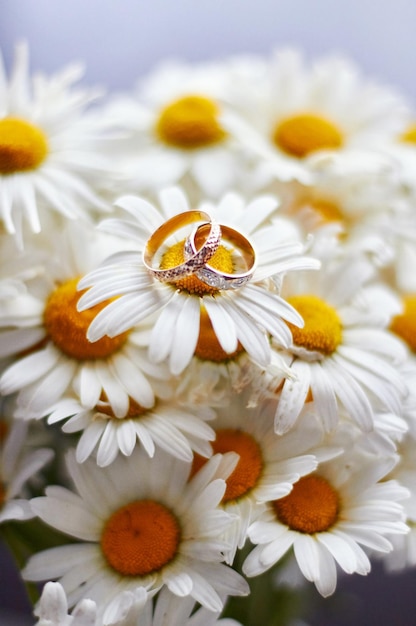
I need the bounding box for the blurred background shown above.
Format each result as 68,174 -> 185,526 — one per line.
1,0 -> 416,99
1,1 -> 416,624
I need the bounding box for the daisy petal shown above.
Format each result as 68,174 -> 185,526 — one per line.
274,360 -> 311,434
203,296 -> 238,353
169,295 -> 201,375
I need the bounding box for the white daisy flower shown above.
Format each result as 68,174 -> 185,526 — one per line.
383,523 -> 416,573
77,186 -> 319,375
318,379 -> 410,460
45,394 -> 215,466
243,453 -> 409,597
222,48 -> 409,185
380,120 -> 416,200
34,583 -> 242,626
0,232 -> 49,343
191,395 -> 336,564
271,251 -> 408,434
113,587 -> 242,626
0,417 -> 53,523
291,141 -> 416,294
0,222 -> 167,417
275,154 -> 403,247
34,581 -> 97,626
358,410 -> 408,457
174,351 -> 261,408
382,421 -> 416,573
0,236 -> 36,296
174,313 -> 294,407
23,449 -> 249,625
103,59 -> 254,199
400,364 -> 416,438
0,42 -> 115,244
35,583 -> 242,626
384,207 -> 416,296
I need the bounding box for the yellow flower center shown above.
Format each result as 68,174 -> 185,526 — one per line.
194,308 -> 244,362
308,198 -> 344,223
43,278 -> 129,360
0,117 -> 48,174
159,238 -> 234,296
390,295 -> 416,352
155,95 -> 226,149
286,295 -> 342,355
401,124 -> 416,144
192,429 -> 263,503
101,500 -> 181,576
273,475 -> 339,533
273,113 -> 343,158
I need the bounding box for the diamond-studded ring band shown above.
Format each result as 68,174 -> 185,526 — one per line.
185,223 -> 257,290
143,210 -> 222,283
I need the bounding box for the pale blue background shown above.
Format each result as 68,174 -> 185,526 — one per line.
0,0 -> 416,100
1,1 -> 416,624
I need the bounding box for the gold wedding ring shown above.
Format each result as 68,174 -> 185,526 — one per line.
143,211 -> 221,282
185,223 -> 257,289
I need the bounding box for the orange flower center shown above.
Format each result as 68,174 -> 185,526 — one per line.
286,295 -> 342,355
390,295 -> 416,352
193,429 -> 263,502
194,308 -> 244,362
43,278 -> 129,360
0,117 -> 48,174
155,95 -> 227,149
96,397 -> 152,419
273,475 -> 339,533
101,500 -> 181,576
273,113 -> 343,158
159,238 -> 234,296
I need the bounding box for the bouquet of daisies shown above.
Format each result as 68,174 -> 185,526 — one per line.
0,41 -> 415,626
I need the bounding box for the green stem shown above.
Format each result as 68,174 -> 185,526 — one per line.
223,547 -> 309,626
0,518 -> 73,608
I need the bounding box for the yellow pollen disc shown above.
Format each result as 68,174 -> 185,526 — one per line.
390,295 -> 416,352
155,95 -> 226,150
101,500 -> 181,576
286,295 -> 342,355
43,278 -> 129,360
194,308 -> 244,362
193,429 -> 263,502
273,113 -> 343,158
401,124 -> 416,144
273,475 -> 339,533
159,238 -> 234,296
0,117 -> 48,174
308,199 -> 344,223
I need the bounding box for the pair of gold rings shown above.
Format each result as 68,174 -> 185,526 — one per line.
142,210 -> 256,290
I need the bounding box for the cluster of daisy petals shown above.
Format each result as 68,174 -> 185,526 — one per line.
1,42 -> 416,626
